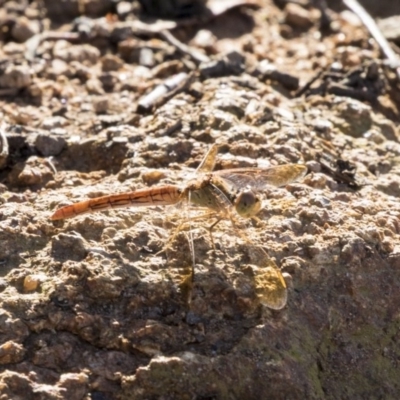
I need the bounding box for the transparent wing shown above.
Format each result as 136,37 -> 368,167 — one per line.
195,181 -> 287,309
246,245 -> 287,310
224,213 -> 288,309
213,164 -> 307,191
196,143 -> 219,173
195,144 -> 306,192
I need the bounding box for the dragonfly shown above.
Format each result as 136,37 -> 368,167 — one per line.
51,144 -> 307,309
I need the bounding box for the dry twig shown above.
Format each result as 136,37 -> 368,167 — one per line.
343,0 -> 400,79
0,124 -> 9,170
160,30 -> 210,64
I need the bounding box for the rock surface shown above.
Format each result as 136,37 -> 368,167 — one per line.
0,0 -> 400,399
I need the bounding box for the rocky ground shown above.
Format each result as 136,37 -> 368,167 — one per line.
0,0 -> 400,399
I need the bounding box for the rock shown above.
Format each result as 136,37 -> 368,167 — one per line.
58,372 -> 89,400
0,371 -> 33,398
53,42 -> 101,64
0,1 -> 400,399
34,134 -> 66,156
23,273 -> 48,292
48,58 -> 70,77
0,341 -> 25,364
377,15 -> 400,44
93,96 -> 109,114
116,1 -> 133,19
51,232 -> 88,261
284,3 -> 314,28
11,16 -> 39,42
8,156 -> 55,187
101,54 -> 124,72
0,65 -> 32,88
43,0 -> 80,21
41,116 -> 69,130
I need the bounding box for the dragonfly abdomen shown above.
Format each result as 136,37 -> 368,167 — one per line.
51,185 -> 182,220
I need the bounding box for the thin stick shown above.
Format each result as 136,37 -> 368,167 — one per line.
159,30 -> 210,64
0,124 -> 9,170
343,0 -> 400,79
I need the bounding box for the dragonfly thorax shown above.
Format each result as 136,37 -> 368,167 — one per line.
233,188 -> 262,218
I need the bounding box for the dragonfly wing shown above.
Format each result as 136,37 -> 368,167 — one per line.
250,247 -> 287,309
195,143 -> 219,173
221,211 -> 288,309
214,164 -> 307,191
189,182 -> 234,217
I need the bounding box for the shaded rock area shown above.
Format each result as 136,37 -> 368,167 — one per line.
0,0 -> 400,399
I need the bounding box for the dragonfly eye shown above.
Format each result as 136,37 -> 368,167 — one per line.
234,189 -> 262,218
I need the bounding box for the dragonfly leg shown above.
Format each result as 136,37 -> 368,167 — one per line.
156,211 -> 218,255
207,217 -> 222,249
178,268 -> 194,306
155,218 -> 186,256
251,216 -> 263,227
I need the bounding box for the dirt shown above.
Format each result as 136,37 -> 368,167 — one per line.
1,0 -> 400,399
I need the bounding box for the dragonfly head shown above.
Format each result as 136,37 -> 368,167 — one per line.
234,188 -> 262,218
